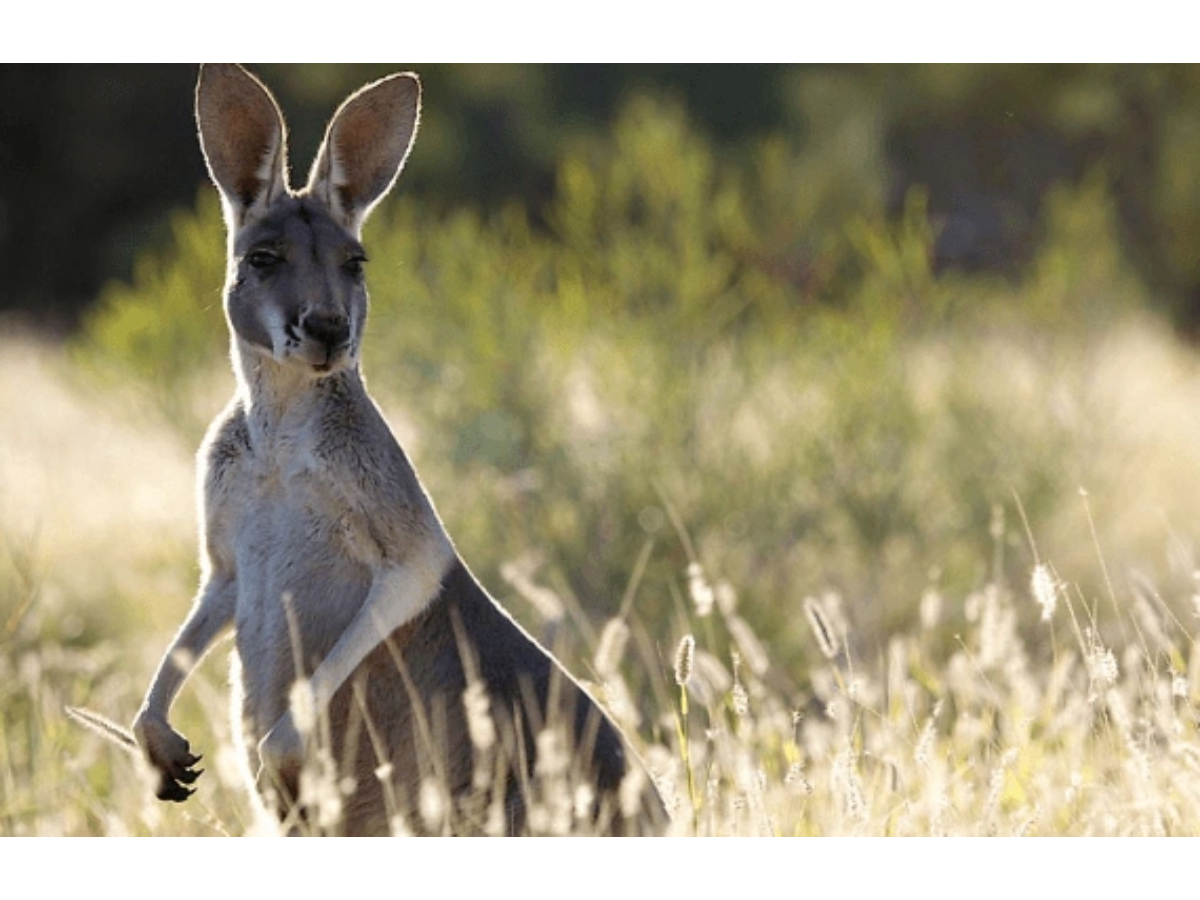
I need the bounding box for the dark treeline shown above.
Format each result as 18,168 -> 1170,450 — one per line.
4,64 -> 1200,331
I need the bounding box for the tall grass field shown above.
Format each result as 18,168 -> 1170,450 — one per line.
6,86 -> 1200,838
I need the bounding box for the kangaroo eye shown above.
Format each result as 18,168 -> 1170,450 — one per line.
246,249 -> 281,270
343,254 -> 367,277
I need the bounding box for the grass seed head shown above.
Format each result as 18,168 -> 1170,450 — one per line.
674,634 -> 695,687
462,679 -> 496,751
593,617 -> 631,679
1031,563 -> 1058,621
687,562 -> 715,617
804,595 -> 840,660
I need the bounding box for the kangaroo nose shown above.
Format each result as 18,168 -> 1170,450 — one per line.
301,311 -> 350,350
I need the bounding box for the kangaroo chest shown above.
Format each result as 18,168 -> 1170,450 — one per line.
228,418 -> 377,673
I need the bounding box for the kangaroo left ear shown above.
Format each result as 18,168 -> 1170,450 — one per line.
306,72 -> 421,234
195,64 -> 291,231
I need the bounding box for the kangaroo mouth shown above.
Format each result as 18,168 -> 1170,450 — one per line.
278,320 -> 354,375
311,347 -> 349,375
295,340 -> 351,375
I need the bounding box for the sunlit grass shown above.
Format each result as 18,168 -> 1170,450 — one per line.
7,308 -> 1200,834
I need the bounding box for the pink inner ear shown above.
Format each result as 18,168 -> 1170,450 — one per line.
331,103 -> 392,209
198,66 -> 288,213
234,142 -> 276,207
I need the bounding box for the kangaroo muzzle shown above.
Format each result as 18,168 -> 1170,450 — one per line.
299,309 -> 352,371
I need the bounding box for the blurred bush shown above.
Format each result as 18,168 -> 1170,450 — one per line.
9,65 -> 1200,330
76,83 -> 1167,664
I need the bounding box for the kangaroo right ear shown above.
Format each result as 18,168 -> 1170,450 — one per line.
195,64 -> 289,230
305,72 -> 421,235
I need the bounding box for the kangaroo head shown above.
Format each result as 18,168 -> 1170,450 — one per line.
195,64 -> 420,378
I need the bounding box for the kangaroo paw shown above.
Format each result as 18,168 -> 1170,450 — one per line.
133,712 -> 204,803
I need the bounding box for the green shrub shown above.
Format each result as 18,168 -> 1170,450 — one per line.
75,90 -> 1165,665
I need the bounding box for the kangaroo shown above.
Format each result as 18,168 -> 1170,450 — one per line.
79,64 -> 665,835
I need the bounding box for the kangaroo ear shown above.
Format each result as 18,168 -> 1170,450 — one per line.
306,72 -> 421,234
195,64 -> 289,229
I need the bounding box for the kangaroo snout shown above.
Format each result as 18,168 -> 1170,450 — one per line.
290,308 -> 353,372
301,310 -> 350,352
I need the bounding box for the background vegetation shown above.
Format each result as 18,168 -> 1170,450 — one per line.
6,64 -> 1200,834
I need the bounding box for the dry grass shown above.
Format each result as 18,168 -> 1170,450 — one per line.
6,313 -> 1200,836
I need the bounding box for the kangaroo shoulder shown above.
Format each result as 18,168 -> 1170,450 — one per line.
201,400 -> 251,476
194,400 -> 251,575
197,399 -> 253,513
